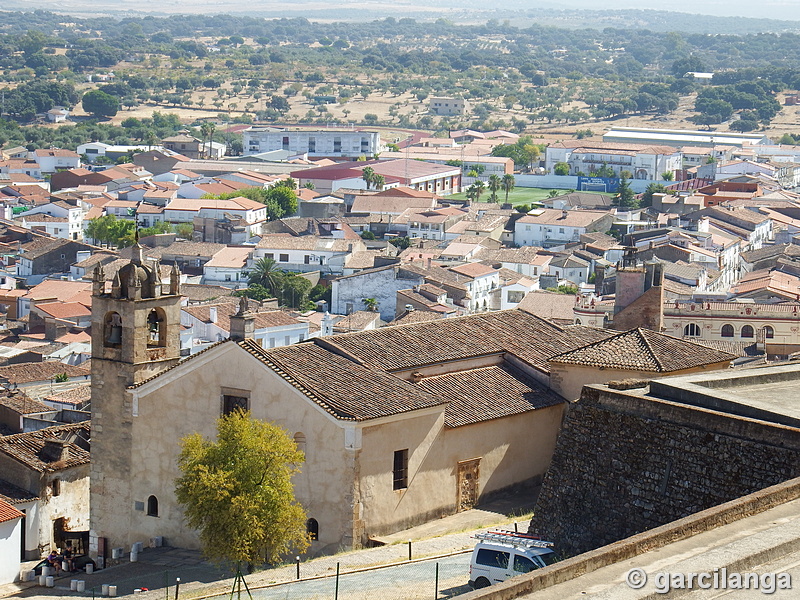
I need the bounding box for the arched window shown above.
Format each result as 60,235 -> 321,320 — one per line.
306,518 -> 319,541
764,325 -> 775,339
575,318 -> 582,325
104,312 -> 122,347
293,432 -> 306,454
147,495 -> 159,517
741,325 -> 755,338
721,324 -> 734,338
684,323 -> 701,337
147,309 -> 165,347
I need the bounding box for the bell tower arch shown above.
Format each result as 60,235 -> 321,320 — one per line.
89,246 -> 183,556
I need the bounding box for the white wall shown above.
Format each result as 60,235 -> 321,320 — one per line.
0,517 -> 21,584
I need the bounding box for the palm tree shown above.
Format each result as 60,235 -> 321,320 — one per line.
199,122 -> 211,159
468,180 -> 485,203
372,174 -> 385,191
502,174 -> 516,202
247,257 -> 281,295
487,174 -> 502,202
362,297 -> 378,312
361,166 -> 375,190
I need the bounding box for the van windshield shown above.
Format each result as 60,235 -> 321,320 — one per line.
541,552 -> 558,566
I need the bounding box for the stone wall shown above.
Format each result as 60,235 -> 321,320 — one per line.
529,384 -> 800,557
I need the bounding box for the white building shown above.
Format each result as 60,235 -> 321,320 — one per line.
32,149 -> 81,173
17,201 -> 84,240
514,209 -> 615,248
545,141 -> 682,180
429,97 -> 470,116
252,237 -> 365,275
202,246 -> 253,286
243,128 -> 382,159
0,499 -> 23,584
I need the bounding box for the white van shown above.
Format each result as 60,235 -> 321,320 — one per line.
468,530 -> 557,589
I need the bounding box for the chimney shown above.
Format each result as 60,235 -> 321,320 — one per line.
229,297 -> 255,341
561,209 -> 568,220
426,257 -> 432,269
42,439 -> 70,463
209,306 -> 217,323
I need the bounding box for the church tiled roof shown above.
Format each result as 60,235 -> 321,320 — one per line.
548,328 -> 736,372
239,339 -> 444,421
416,363 -> 563,428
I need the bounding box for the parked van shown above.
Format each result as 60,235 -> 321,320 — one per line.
468,530 -> 557,589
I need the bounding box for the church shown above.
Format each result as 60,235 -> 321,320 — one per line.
89,247 -> 735,558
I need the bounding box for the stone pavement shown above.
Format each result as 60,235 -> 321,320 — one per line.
1,494 -> 535,600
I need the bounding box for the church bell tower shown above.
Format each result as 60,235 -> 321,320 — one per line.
89,245 -> 183,557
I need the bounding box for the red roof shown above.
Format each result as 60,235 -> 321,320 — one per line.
0,498 -> 23,523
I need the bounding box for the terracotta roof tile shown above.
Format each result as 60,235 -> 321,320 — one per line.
0,362 -> 90,385
549,328 -> 736,372
0,478 -> 38,504
0,498 -> 23,523
416,362 -> 563,427
0,422 -> 90,472
240,340 -> 444,421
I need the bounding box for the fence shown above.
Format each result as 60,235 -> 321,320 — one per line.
75,553 -> 472,600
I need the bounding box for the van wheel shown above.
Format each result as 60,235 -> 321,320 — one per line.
474,577 -> 490,589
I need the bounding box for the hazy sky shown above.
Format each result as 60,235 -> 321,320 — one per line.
556,0 -> 800,21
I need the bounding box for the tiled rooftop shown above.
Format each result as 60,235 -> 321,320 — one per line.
0,422 -> 90,472
549,328 -> 736,372
416,362 -> 563,427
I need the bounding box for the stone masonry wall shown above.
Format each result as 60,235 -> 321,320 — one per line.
529,385 -> 800,557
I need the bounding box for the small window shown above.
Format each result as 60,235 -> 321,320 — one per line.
741,325 -> 754,338
51,478 -> 61,497
684,323 -> 701,337
764,325 -> 775,339
306,518 -> 319,541
147,495 -> 159,517
721,324 -> 734,338
476,548 -> 510,569
265,253 -> 274,260
222,394 -> 249,415
279,254 -> 289,262
393,449 -> 408,490
513,554 -> 538,573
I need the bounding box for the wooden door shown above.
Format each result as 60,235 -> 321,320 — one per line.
457,458 -> 481,511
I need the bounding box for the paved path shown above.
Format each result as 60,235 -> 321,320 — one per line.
1,495 -> 534,600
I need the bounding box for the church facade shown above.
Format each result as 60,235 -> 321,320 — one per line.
88,250 -> 569,557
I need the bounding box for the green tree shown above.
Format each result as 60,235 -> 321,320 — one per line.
362,297 -> 378,311
501,174 -> 515,202
661,171 -> 675,181
361,166 -> 375,190
487,174 -> 502,202
174,410 -> 309,565
278,274 -> 313,309
175,223 -> 194,240
613,176 -> 637,209
553,162 -> 570,176
248,257 -> 281,296
82,89 -> 119,118
640,183 -> 668,208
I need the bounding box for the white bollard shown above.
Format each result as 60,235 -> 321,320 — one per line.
41,566 -> 51,577
134,589 -> 141,594
108,585 -> 117,597
71,580 -> 78,591
46,576 -> 54,588
130,548 -> 138,562
101,583 -> 109,596
76,581 -> 85,592
62,561 -> 69,572
39,575 -> 47,586
86,563 -> 94,574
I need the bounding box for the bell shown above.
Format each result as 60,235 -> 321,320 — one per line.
106,325 -> 122,345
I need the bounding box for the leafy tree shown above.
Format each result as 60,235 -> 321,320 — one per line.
84,215 -> 135,247
612,175 -> 637,210
233,284 -> 272,302
661,171 -> 675,181
175,223 -> 194,240
175,410 -> 309,565
278,274 -> 313,309
388,236 -> 411,250
362,297 -> 378,311
360,230 -> 375,240
553,162 -> 570,176
515,204 -> 531,213
640,183 -> 668,208
502,174 -> 515,202
82,89 -> 119,118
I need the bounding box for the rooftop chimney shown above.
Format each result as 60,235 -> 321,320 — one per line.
41,439 -> 70,463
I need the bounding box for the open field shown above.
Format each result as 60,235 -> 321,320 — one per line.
448,188 -> 610,207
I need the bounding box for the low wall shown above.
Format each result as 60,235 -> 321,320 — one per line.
515,174 -> 660,194
459,476 -> 800,600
